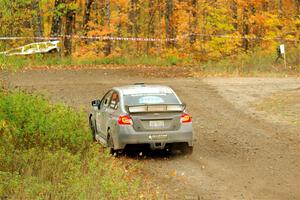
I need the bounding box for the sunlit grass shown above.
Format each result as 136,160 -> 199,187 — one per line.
255,91 -> 300,126
0,51 -> 299,76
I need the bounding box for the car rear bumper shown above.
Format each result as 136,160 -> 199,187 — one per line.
114,124 -> 193,150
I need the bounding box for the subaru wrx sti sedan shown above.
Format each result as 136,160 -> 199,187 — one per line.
89,84 -> 193,155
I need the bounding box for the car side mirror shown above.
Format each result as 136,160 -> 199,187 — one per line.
92,100 -> 101,109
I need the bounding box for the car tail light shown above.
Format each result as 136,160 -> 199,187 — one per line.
118,115 -> 133,125
181,113 -> 192,123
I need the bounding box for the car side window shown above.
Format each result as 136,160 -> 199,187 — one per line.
109,92 -> 119,110
101,91 -> 113,109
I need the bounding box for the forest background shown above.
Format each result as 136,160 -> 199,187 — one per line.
1,0 -> 300,72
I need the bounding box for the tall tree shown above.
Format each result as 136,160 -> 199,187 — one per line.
242,7 -> 249,51
128,0 -> 141,52
146,0 -> 156,51
32,0 -> 43,39
103,0 -> 111,56
278,0 -> 283,18
83,0 -> 94,35
296,0 -> 300,15
231,0 -> 238,30
64,1 -> 76,56
165,0 -> 175,47
51,0 -> 65,37
295,0 -> 300,32
189,0 -> 197,45
128,0 -> 139,38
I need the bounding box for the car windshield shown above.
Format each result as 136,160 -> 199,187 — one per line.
123,93 -> 180,106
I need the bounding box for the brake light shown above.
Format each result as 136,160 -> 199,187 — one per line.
118,115 -> 133,125
181,113 -> 192,123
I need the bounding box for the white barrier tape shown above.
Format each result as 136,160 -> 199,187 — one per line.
70,35 -> 178,41
0,34 -> 299,42
0,36 -> 59,40
189,33 -> 300,42
0,35 -> 171,42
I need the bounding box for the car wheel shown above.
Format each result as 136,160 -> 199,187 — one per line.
182,144 -> 193,155
107,133 -> 117,156
49,48 -> 58,54
89,116 -> 96,142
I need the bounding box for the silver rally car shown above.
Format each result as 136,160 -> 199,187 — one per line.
89,84 -> 193,154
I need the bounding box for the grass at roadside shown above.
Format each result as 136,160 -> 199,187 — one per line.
0,52 -> 299,77
0,89 -> 149,199
0,54 -> 186,70
255,90 -> 300,126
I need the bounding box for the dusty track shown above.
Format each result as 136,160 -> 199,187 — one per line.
1,69 -> 300,200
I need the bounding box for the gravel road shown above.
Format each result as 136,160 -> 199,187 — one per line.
2,68 -> 299,200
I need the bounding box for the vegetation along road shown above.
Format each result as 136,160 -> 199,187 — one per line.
2,67 -> 300,200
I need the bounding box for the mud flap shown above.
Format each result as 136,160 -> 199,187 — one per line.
150,142 -> 166,150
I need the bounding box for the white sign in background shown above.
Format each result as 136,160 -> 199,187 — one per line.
280,44 -> 285,54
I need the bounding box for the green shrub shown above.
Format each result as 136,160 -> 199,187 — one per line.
0,55 -> 28,71
0,90 -> 142,200
0,147 -> 140,200
165,56 -> 180,66
0,90 -> 90,153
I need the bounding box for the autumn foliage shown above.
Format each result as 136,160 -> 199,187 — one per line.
0,0 -> 300,61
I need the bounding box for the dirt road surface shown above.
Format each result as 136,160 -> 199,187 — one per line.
1,68 -> 300,200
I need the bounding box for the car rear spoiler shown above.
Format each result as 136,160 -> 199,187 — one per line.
126,104 -> 186,113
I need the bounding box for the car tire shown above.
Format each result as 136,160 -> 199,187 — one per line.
89,115 -> 96,142
107,132 -> 118,156
182,144 -> 193,155
49,48 -> 58,54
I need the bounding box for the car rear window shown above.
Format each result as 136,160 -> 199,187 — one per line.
123,93 -> 180,106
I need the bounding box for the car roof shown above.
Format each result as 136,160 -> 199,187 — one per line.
113,84 -> 174,95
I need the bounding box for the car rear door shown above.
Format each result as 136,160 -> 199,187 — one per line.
96,91 -> 113,137
104,91 -> 120,138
